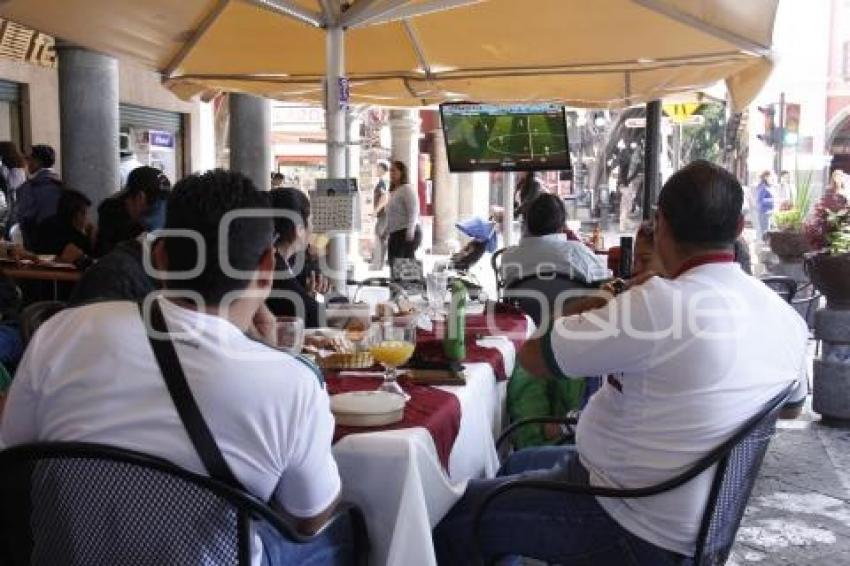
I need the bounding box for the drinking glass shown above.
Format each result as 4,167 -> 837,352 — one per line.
276,316 -> 305,355
368,321 -> 416,399
426,272 -> 449,318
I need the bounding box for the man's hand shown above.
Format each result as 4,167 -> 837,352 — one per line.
56,244 -> 85,264
250,303 -> 277,346
306,271 -> 331,297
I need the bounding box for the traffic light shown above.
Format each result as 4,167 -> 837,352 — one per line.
756,105 -> 777,145
783,103 -> 800,146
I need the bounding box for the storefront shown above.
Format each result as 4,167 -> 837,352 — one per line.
119,103 -> 185,183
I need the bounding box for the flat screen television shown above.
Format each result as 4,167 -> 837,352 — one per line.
440,102 -> 571,172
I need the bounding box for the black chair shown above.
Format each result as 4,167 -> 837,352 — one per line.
0,442 -> 369,566
760,276 -> 798,303
502,271 -> 595,327
473,383 -> 794,566
490,247 -> 511,298
19,300 -> 65,345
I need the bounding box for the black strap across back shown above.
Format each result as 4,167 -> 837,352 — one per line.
141,300 -> 245,492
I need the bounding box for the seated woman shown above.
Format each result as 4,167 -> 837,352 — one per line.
33,188 -> 93,266
266,188 -> 331,328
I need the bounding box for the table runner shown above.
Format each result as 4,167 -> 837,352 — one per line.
414,302 -> 529,381
326,375 -> 462,471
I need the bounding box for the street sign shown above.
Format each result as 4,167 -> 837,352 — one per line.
625,118 -> 646,128
680,115 -> 705,126
663,103 -> 701,123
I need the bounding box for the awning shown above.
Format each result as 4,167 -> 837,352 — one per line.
1,0 -> 777,110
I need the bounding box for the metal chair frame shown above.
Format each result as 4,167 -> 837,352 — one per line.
0,442 -> 369,566
473,384 -> 794,566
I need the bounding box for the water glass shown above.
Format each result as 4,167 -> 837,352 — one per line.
276,316 -> 305,355
426,272 -> 449,317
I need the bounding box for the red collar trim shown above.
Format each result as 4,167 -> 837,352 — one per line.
672,253 -> 735,278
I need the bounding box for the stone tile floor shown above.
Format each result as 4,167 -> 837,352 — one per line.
729,400 -> 850,565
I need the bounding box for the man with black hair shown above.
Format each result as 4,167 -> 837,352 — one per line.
12,144 -> 62,248
95,165 -> 169,257
2,169 -> 349,563
266,187 -> 330,328
500,192 -> 609,286
33,188 -> 94,265
435,161 -> 808,564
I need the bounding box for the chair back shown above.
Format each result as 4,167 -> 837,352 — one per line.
19,300 -> 65,345
760,276 -> 797,304
0,442 -> 367,566
490,247 -> 511,296
503,272 -> 594,327
693,386 -> 790,565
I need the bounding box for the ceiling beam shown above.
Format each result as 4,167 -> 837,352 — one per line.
342,0 -> 414,28
631,0 -> 771,56
347,0 -> 484,28
245,0 -> 325,27
163,0 -> 231,78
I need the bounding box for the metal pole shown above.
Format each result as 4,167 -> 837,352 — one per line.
776,91 -> 785,176
643,100 -> 662,221
502,172 -> 516,247
325,24 -> 348,291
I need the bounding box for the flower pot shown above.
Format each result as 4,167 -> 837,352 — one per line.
767,231 -> 811,262
805,251 -> 850,310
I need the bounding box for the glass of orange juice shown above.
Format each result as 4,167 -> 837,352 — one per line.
368,321 -> 416,399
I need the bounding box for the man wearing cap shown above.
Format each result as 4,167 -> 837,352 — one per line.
11,144 -> 62,248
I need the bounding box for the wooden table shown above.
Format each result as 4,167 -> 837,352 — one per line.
0,260 -> 81,299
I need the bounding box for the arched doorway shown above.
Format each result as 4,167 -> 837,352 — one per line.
829,114 -> 850,175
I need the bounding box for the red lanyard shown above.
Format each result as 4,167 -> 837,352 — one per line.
672,253 -> 735,278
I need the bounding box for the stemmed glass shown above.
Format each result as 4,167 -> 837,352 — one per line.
368,320 -> 416,399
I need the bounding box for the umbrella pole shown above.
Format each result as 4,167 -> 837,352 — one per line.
642,100 -> 662,221
325,24 -> 348,291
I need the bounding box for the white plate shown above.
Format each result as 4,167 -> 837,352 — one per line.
330,390 -> 406,427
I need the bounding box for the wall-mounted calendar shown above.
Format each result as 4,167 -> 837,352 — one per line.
311,178 -> 360,233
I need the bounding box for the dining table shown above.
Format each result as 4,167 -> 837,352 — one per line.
326,303 -> 531,566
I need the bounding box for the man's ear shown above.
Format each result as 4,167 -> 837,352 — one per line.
734,215 -> 745,238
152,239 -> 168,272
254,246 -> 276,290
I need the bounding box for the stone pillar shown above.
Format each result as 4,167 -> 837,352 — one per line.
813,308 -> 850,423
430,116 -> 457,254
57,45 -> 120,209
458,172 -> 491,219
229,93 -> 271,191
390,109 -> 421,197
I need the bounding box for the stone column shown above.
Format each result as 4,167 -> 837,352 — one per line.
57,45 -> 120,209
430,116 -> 457,254
229,93 -> 271,191
390,109 -> 421,198
458,172 -> 491,219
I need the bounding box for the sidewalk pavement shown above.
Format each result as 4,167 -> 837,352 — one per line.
730,400 -> 850,565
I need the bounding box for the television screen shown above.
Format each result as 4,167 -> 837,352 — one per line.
440,103 -> 571,172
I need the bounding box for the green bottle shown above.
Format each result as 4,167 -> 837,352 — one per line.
443,280 -> 467,361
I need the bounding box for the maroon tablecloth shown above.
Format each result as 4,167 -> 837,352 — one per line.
326,375 -> 461,471
414,302 -> 529,381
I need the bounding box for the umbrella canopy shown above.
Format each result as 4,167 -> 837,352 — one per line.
1,0 -> 776,110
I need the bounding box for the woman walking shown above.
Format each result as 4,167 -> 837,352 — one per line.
385,160 -> 421,268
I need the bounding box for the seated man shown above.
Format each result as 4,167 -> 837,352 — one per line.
1,169 -> 349,563
266,187 -> 331,328
434,160 -> 808,564
500,193 -> 610,286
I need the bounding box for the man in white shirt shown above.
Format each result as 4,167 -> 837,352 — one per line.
434,160 -> 808,564
500,192 -> 610,286
1,169 -> 348,565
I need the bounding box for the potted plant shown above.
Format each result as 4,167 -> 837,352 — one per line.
804,191 -> 850,309
767,172 -> 813,262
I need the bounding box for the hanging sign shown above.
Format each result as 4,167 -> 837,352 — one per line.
338,77 -> 350,110
663,103 -> 701,124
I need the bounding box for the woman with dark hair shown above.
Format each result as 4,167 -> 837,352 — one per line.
514,172 -> 542,218
266,187 -> 330,328
33,188 -> 93,265
385,160 -> 421,267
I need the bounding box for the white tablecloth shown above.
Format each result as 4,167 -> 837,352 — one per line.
332,340 -> 515,566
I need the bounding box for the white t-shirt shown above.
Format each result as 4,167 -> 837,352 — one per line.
543,262 -> 808,556
501,233 -> 611,285
1,298 -> 341,562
